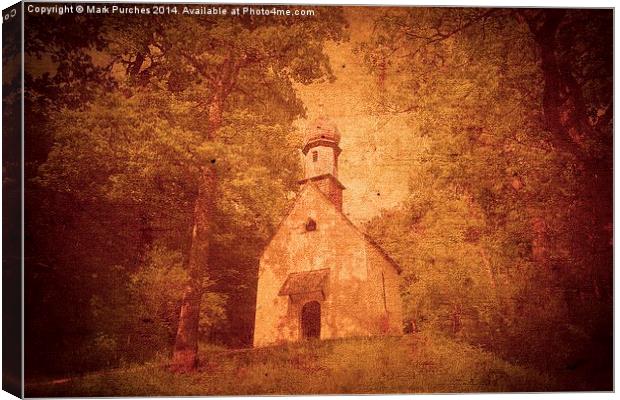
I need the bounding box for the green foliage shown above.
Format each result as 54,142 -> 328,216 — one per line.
81,246 -> 228,369
360,7 -> 612,385
128,246 -> 227,347
29,89 -> 304,368
25,8 -> 347,375
130,247 -> 189,317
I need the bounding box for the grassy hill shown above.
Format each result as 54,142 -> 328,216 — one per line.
27,332 -> 561,396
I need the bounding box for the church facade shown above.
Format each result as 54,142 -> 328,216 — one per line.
253,118 -> 403,347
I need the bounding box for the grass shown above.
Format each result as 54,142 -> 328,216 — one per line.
26,332 -> 558,396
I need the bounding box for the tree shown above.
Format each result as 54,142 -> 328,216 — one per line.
27,9 -> 348,374
359,7 -> 611,386
107,13 -> 350,372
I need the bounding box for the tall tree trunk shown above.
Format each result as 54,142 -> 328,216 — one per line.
170,95 -> 223,373
524,9 -> 613,305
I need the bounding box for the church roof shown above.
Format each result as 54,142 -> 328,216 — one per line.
278,268 -> 330,297
306,183 -> 403,274
297,173 -> 345,189
263,183 -> 403,275
361,233 -> 403,274
303,117 -> 341,151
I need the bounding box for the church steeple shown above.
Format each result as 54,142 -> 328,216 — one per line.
298,116 -> 345,211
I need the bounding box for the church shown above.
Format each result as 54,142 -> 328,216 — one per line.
253,118 -> 403,347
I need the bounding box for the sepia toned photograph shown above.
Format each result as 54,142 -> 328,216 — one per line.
2,2 -> 612,396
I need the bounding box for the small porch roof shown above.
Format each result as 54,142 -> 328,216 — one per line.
278,268 -> 330,298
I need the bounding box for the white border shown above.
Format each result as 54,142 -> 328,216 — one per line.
0,1 -> 615,400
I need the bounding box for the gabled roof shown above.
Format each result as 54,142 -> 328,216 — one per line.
361,233 -> 403,274
262,182 -> 403,275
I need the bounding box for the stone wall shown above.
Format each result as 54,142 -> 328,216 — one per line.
254,183 -> 403,347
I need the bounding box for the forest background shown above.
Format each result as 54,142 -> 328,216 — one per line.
9,5 -> 612,390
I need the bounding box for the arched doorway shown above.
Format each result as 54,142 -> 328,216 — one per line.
301,301 -> 321,339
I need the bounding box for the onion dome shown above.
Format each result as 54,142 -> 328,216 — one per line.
302,117 -> 341,154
